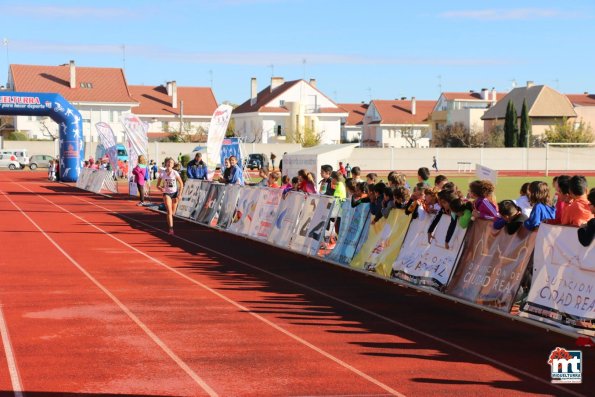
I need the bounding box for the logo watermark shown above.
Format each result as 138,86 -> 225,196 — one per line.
548,347 -> 582,384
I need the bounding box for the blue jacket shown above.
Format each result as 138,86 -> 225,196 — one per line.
229,165 -> 244,185
524,203 -> 556,230
187,159 -> 207,179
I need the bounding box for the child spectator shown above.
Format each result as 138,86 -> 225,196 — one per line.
561,175 -> 593,226
434,175 -> 449,189
319,165 -> 334,195
283,176 -> 300,197
380,187 -> 396,218
330,171 -> 346,200
345,178 -> 355,200
351,166 -> 362,183
132,155 -> 148,206
494,200 -> 529,234
468,180 -> 499,220
450,198 -> 473,230
428,189 -> 461,249
370,182 -> 386,220
417,167 -> 431,187
393,186 -> 411,209
338,162 -> 347,177
268,171 -> 280,188
405,184 -> 426,219
366,173 -> 378,184
552,175 -> 571,224
578,188 -> 595,246
48,159 -> 56,181
297,169 -> 317,194
524,181 -> 555,230
515,182 -> 533,218
423,187 -> 441,215
281,175 -> 292,191
351,182 -> 370,207
257,167 -> 269,187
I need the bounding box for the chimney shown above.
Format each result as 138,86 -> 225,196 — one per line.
526,81 -> 534,88
491,87 -> 497,102
481,88 -> 489,100
69,60 -> 76,89
250,77 -> 257,106
411,97 -> 416,116
400,96 -> 406,100
270,77 -> 284,92
171,81 -> 177,109
166,81 -> 173,96
309,78 -> 317,88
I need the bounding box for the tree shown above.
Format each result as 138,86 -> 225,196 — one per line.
400,125 -> 429,148
504,100 -> 519,147
291,126 -> 321,147
544,118 -> 594,143
432,122 -> 487,147
39,118 -> 59,140
518,99 -> 531,147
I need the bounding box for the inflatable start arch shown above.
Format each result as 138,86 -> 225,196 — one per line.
0,92 -> 83,182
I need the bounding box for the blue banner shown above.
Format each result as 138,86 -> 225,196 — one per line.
220,137 -> 243,168
326,202 -> 371,265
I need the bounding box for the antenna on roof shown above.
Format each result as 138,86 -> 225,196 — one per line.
366,87 -> 372,102
209,70 -> 213,88
269,64 -> 274,79
437,74 -> 442,93
121,44 -> 126,71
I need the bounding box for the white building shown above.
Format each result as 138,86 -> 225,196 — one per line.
129,82 -> 218,141
361,98 -> 436,148
339,103 -> 367,143
232,77 -> 347,144
8,61 -> 138,142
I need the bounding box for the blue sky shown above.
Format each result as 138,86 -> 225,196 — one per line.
2,0 -> 594,105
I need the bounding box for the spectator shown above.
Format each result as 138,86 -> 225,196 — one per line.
370,182 -> 386,223
351,166 -> 362,183
132,154 -> 148,206
338,161 -> 347,177
345,177 -> 355,200
561,175 -> 593,226
524,181 -> 555,230
268,171 -> 280,188
282,176 -> 299,197
150,160 -> 159,180
351,182 -> 370,207
515,182 -> 533,218
417,167 -> 431,187
330,171 -> 346,201
434,175 -> 448,189
494,200 -> 529,235
257,167 -> 269,187
366,173 -> 378,184
468,180 -> 499,220
220,158 -> 232,183
552,175 -> 571,224
279,152 -> 286,175
271,153 -> 277,170
319,164 -> 334,195
297,169 -> 317,194
187,153 -> 207,180
393,186 -> 411,210
345,163 -> 352,178
228,156 -> 244,185
578,188 -> 595,246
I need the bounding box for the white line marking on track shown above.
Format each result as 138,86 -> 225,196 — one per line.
0,304 -> 23,397
24,182 -> 589,397
15,184 -> 406,396
1,189 -> 219,397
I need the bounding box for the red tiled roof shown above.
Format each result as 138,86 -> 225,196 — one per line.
566,94 -> 595,106
129,85 -> 217,116
234,80 -> 301,114
371,99 -> 436,124
10,63 -> 137,103
443,92 -> 506,101
339,103 -> 368,126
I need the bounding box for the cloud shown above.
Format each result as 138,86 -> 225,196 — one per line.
9,40 -> 513,67
2,5 -> 137,18
439,8 -> 581,21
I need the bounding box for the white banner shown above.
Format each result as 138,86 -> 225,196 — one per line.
95,122 -> 118,173
392,213 -> 467,291
249,188 -> 283,240
289,195 -> 335,255
76,168 -> 92,190
76,168 -> 114,194
228,186 -> 262,236
268,191 -> 306,248
217,184 -> 242,229
176,180 -> 204,218
475,164 -> 498,184
521,223 -> 595,333
206,104 -> 233,180
121,114 -> 149,190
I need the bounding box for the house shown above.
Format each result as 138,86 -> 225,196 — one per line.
482,82 -> 576,136
8,61 -> 138,142
129,82 -> 218,141
232,77 -> 347,144
361,98 -> 436,148
565,93 -> 595,135
339,103 -> 367,143
429,88 -> 506,133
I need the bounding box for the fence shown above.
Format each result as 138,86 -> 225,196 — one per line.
130,180 -> 594,338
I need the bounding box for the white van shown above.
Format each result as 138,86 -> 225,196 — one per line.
0,149 -> 29,168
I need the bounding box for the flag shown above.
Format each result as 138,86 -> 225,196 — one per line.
206,104 -> 233,180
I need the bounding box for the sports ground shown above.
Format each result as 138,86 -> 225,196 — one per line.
0,171 -> 593,397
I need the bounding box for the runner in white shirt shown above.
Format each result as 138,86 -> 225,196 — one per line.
156,157 -> 184,235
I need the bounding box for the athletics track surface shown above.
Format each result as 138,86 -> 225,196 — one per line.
0,171 -> 592,397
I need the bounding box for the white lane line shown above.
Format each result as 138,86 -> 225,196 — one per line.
1,189 -> 218,397
65,193 -> 590,397
16,185 -> 406,396
0,304 -> 23,397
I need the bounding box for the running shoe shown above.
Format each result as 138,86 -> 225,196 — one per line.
168,228 -> 175,236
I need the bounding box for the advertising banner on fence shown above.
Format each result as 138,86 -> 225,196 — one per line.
77,168 -> 113,194
121,114 -> 148,190
76,168 -> 91,190
249,188 -> 283,240
446,219 -> 537,312
521,223 -> 595,332
289,195 -> 335,255
95,122 -> 118,173
196,183 -> 225,225
191,182 -> 211,220
267,191 -> 306,248
206,104 -> 233,180
175,180 -> 203,218
392,214 -> 467,291
217,184 -> 242,229
351,209 -> 411,278
326,202 -> 370,265
228,187 -> 262,235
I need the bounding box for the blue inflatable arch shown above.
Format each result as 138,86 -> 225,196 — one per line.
0,92 -> 83,182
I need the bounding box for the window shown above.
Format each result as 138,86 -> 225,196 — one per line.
79,82 -> 93,89
279,100 -> 285,106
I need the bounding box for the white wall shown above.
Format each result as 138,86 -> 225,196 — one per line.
449,108 -> 487,132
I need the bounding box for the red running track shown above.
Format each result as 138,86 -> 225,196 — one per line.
0,171 -> 592,397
